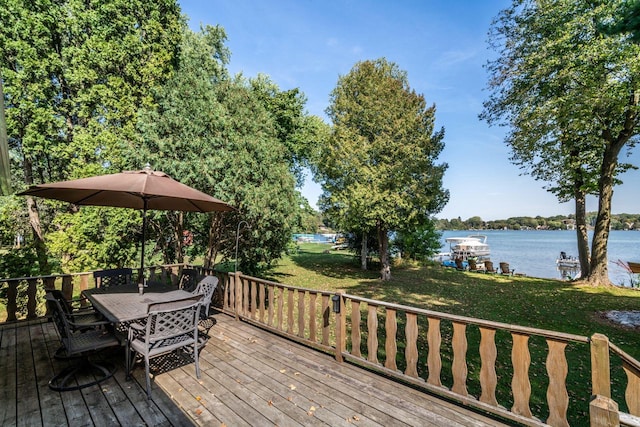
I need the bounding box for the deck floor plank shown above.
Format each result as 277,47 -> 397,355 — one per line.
1,313 -> 511,427
0,325 -> 17,426
202,335 -> 390,426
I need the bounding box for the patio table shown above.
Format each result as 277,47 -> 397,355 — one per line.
83,284 -> 193,323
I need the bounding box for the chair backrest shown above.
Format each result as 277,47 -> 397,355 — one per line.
144,300 -> 201,346
484,260 -> 495,272
94,268 -> 133,289
192,275 -> 218,313
179,268 -> 200,291
47,289 -> 74,315
500,262 -> 510,273
147,294 -> 203,313
45,293 -> 72,344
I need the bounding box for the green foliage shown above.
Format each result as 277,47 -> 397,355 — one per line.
134,26 -> 304,274
482,0 -> 640,283
319,58 -> 448,278
0,196 -> 29,246
46,207 -> 140,272
393,220 -> 442,261
0,246 -> 40,278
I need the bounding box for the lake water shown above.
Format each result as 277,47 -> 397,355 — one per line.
440,230 -> 640,286
294,230 -> 640,285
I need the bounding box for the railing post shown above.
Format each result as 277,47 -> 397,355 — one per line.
590,333 -> 611,398
334,293 -> 345,362
589,395 -> 619,427
234,272 -> 243,321
590,334 -> 618,427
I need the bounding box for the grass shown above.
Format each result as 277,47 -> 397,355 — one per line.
263,242 -> 640,424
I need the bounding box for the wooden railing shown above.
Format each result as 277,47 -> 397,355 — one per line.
2,268 -> 639,426
226,272 -> 640,427
0,264 -> 194,321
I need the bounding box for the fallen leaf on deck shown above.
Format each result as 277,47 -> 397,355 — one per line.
196,396 -> 202,401
267,400 -> 273,406
289,384 -> 296,390
309,406 -> 316,412
294,372 -> 300,376
352,415 -> 360,421
195,409 -> 202,416
280,369 -> 286,373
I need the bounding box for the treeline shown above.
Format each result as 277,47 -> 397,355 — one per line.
435,213 -> 640,231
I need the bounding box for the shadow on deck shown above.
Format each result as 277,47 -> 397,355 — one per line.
1,311 -> 510,426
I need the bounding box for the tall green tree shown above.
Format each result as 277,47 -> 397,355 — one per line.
482,0 -> 640,285
319,58 -> 448,281
0,0 -> 183,273
135,26 -> 302,273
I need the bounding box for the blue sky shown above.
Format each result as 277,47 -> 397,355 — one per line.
179,0 -> 640,221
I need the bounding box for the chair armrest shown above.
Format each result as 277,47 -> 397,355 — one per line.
67,317 -> 113,329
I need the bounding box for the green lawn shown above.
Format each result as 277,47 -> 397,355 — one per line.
267,243 -> 639,354
263,242 -> 640,424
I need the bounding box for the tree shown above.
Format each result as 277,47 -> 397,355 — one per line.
319,58 -> 449,280
135,26 -> 302,274
0,0 -> 183,273
482,0 -> 640,285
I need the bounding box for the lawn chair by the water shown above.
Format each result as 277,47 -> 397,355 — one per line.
484,260 -> 497,274
500,262 -> 515,275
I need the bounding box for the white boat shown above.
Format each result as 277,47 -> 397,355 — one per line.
443,235 -> 491,261
556,251 -> 580,268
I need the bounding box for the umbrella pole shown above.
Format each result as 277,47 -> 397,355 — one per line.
140,200 -> 147,284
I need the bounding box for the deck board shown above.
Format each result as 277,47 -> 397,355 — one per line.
1,313 -> 510,427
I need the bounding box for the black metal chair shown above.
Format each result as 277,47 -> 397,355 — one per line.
47,289 -> 105,332
45,293 -> 121,391
126,296 -> 203,399
93,267 -> 133,289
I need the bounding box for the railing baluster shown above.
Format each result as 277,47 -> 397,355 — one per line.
351,301 -> 361,357
267,285 -> 275,327
546,338 -> 569,427
367,304 -> 379,365
61,275 -> 73,301
287,288 -> 294,334
259,282 -> 266,322
309,292 -> 317,342
250,280 -> 257,320
243,277 -> 249,316
385,308 -> 397,371
277,286 -> 284,331
451,322 -> 468,396
297,290 -> 306,338
511,333 -> 532,418
479,327 -> 498,406
623,361 -> 640,416
6,279 -> 18,322
26,278 -> 38,319
322,294 -> 330,345
427,317 -> 442,387
405,312 -> 419,378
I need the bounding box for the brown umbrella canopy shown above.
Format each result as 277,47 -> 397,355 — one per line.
19,167 -> 234,281
19,168 -> 233,213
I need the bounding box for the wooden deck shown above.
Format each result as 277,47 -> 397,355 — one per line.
1,311 -> 511,427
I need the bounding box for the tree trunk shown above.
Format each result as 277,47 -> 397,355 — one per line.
23,156 -> 50,274
361,232 -> 368,270
204,214 -> 222,269
584,145 -> 621,286
377,220 -> 391,281
574,190 -> 590,277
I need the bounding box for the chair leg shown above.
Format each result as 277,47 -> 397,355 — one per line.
145,355 -> 151,400
49,357 -> 115,391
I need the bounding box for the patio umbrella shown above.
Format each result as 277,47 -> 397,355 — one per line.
19,166 -> 234,281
